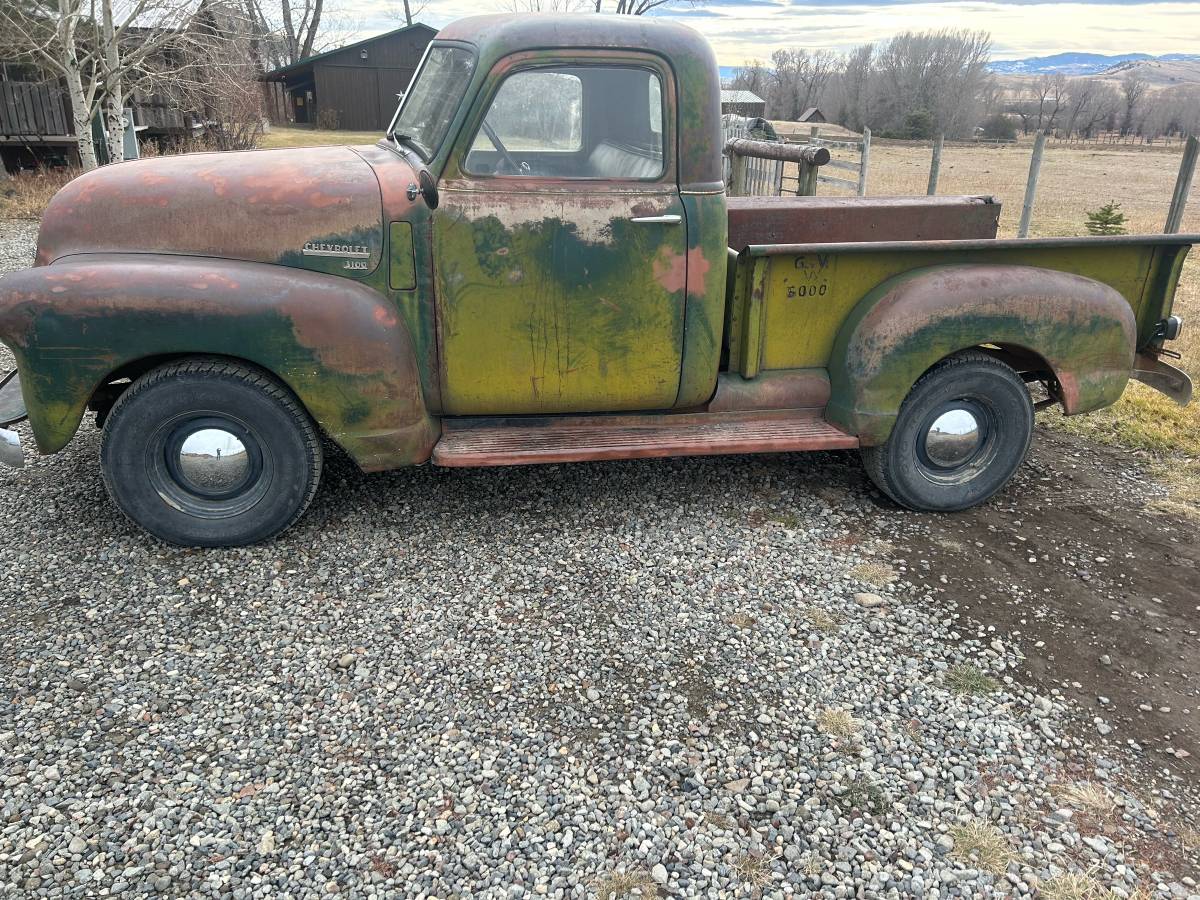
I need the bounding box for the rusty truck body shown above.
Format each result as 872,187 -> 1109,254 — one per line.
0,14 -> 1193,546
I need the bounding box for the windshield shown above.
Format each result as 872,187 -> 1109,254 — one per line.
388,46 -> 475,161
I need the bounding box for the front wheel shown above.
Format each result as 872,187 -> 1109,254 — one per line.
861,351 -> 1034,512
100,358 -> 323,546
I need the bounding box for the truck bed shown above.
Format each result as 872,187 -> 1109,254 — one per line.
726,233 -> 1196,379
726,195 -> 1001,249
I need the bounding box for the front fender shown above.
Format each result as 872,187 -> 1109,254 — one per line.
0,254 -> 438,470
826,264 -> 1136,444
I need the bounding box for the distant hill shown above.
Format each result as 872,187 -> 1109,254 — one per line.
990,52 -> 1200,78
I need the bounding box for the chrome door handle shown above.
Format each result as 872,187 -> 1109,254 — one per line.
630,214 -> 682,225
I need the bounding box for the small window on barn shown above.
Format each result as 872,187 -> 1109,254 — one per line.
464,66 -> 665,180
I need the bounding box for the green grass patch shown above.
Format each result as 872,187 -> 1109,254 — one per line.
259,126 -> 381,149
945,664 -> 1000,696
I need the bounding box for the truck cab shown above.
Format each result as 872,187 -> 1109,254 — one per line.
391,16 -> 728,416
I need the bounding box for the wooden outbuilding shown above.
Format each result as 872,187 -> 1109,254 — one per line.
262,24 -> 437,132
798,107 -> 826,124
720,90 -> 766,119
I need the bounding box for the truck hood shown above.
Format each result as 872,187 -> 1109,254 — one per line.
36,146 -> 402,280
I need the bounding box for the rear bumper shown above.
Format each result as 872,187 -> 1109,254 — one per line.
0,427 -> 22,468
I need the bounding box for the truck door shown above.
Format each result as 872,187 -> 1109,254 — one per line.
432,56 -> 686,415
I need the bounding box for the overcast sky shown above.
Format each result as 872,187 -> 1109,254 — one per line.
342,0 -> 1200,67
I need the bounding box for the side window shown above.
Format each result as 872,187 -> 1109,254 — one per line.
649,75 -> 662,138
464,65 -> 665,180
468,70 -> 583,158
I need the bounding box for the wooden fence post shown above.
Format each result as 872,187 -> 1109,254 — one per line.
856,127 -> 871,196
927,133 -> 944,195
1165,134 -> 1198,234
729,151 -> 747,198
797,159 -> 818,196
1018,130 -> 1047,238
797,126 -> 821,196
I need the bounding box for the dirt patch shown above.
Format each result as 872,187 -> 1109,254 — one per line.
868,425 -> 1199,799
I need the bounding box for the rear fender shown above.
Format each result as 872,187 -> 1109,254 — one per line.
0,255 -> 438,470
827,264 -> 1136,445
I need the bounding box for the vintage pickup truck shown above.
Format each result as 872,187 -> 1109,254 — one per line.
0,15 -> 1194,546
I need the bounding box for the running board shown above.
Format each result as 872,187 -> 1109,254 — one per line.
432,409 -> 859,467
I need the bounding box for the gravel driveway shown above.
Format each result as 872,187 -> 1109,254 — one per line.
1,218 -> 1197,899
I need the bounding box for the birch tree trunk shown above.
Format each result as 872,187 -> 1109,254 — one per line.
53,0 -> 99,171
62,46 -> 99,171
101,0 -> 127,165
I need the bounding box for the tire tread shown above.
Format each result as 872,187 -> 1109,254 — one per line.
100,356 -> 322,543
861,350 -> 1032,510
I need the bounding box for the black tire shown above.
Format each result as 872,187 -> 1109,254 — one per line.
100,358 -> 322,546
861,351 -> 1033,512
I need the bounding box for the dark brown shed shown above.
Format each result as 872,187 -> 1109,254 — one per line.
262,23 -> 437,132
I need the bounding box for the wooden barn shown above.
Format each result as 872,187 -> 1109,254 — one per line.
0,62 -> 185,172
720,90 -> 766,119
262,24 -> 437,132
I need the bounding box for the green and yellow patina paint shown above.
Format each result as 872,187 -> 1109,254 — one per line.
432,194 -> 688,414
389,222 -> 417,290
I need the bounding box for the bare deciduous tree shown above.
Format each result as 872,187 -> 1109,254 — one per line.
240,0 -> 351,69
1120,72 -> 1147,136
594,0 -> 700,14
1061,78 -> 1117,139
744,29 -> 990,139
502,0 -> 587,10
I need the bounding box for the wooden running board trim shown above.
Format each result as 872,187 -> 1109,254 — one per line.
432,409 -> 858,467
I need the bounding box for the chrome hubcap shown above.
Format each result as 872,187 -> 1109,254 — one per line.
923,408 -> 981,468
177,428 -> 251,495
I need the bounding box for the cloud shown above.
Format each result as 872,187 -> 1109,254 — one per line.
339,0 -> 1200,69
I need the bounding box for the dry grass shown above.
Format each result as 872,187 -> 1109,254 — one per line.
1040,868 -> 1152,900
1054,781 -> 1118,818
729,611 -> 756,629
944,663 -> 1000,696
259,125 -> 381,148
816,707 -> 862,739
703,810 -> 737,830
731,851 -> 777,887
948,820 -> 1015,874
850,560 -> 899,587
0,168 -> 78,219
804,607 -> 841,633
592,869 -> 660,899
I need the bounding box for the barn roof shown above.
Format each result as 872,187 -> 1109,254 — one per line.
263,22 -> 437,79
798,107 -> 824,121
721,90 -> 764,105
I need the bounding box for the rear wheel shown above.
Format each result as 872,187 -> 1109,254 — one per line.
100,358 -> 322,546
861,351 -> 1033,512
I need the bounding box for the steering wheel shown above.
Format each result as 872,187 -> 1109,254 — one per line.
481,119 -> 522,175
